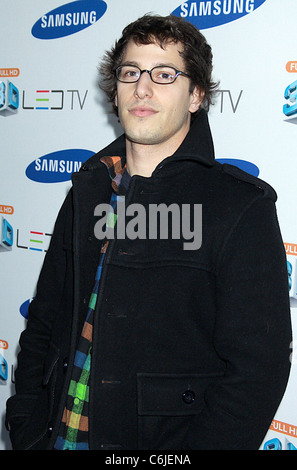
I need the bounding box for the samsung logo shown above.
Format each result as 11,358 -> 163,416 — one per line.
32,0 -> 107,39
41,11 -> 97,28
172,0 -> 267,29
26,149 -> 94,183
216,158 -> 260,177
20,299 -> 33,319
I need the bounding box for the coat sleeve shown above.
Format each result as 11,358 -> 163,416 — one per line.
5,189 -> 73,438
186,194 -> 292,450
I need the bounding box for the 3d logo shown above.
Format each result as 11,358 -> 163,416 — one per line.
0,80 -> 19,116
283,80 -> 297,117
0,217 -> 13,252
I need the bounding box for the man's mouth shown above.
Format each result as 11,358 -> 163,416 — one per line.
129,106 -> 158,118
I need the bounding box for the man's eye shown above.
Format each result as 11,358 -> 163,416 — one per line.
160,73 -> 171,79
123,69 -> 138,77
154,69 -> 175,81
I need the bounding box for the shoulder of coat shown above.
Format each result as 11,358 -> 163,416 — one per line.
217,162 -> 277,202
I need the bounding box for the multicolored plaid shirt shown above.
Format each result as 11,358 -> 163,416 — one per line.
54,156 -> 128,450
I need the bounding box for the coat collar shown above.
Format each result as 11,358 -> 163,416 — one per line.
81,108 -> 215,172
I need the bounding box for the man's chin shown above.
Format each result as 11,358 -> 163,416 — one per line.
124,127 -> 165,146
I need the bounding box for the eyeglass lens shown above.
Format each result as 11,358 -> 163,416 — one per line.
117,65 -> 178,84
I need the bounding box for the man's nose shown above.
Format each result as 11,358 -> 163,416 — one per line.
134,71 -> 153,99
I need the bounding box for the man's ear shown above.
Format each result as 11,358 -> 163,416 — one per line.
189,87 -> 205,113
115,93 -> 118,108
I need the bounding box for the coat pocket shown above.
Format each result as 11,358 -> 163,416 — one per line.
6,393 -> 40,449
24,341 -> 61,449
137,372 -> 223,450
6,342 -> 60,450
42,341 -> 60,387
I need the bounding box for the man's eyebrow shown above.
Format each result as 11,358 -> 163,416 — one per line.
119,61 -> 180,69
119,61 -> 139,67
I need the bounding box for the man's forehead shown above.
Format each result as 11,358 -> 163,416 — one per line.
122,39 -> 185,64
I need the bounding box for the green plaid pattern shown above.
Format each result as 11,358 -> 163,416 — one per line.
54,156 -> 127,450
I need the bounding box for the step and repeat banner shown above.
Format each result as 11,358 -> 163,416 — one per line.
1,0 -> 296,450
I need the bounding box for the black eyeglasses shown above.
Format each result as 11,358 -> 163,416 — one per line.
114,65 -> 191,85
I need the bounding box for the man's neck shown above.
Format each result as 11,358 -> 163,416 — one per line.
125,141 -> 165,177
125,129 -> 189,177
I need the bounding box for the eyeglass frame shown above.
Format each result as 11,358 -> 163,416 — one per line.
114,64 -> 191,85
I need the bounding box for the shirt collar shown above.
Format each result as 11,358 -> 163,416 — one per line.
99,155 -> 128,194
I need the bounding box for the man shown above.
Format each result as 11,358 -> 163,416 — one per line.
6,14 -> 292,450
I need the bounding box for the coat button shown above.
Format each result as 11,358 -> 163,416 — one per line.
182,390 -> 196,404
63,358 -> 68,373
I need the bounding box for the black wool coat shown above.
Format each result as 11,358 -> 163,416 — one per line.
6,110 -> 292,450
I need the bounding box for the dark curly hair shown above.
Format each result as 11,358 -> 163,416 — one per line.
98,14 -> 219,115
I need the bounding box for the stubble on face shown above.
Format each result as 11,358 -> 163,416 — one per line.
115,41 -> 199,154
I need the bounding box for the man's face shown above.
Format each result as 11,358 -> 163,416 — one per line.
115,40 -> 203,152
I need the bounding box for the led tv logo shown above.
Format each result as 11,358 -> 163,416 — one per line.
172,0 -> 267,29
22,88 -> 88,111
32,0 -> 107,39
